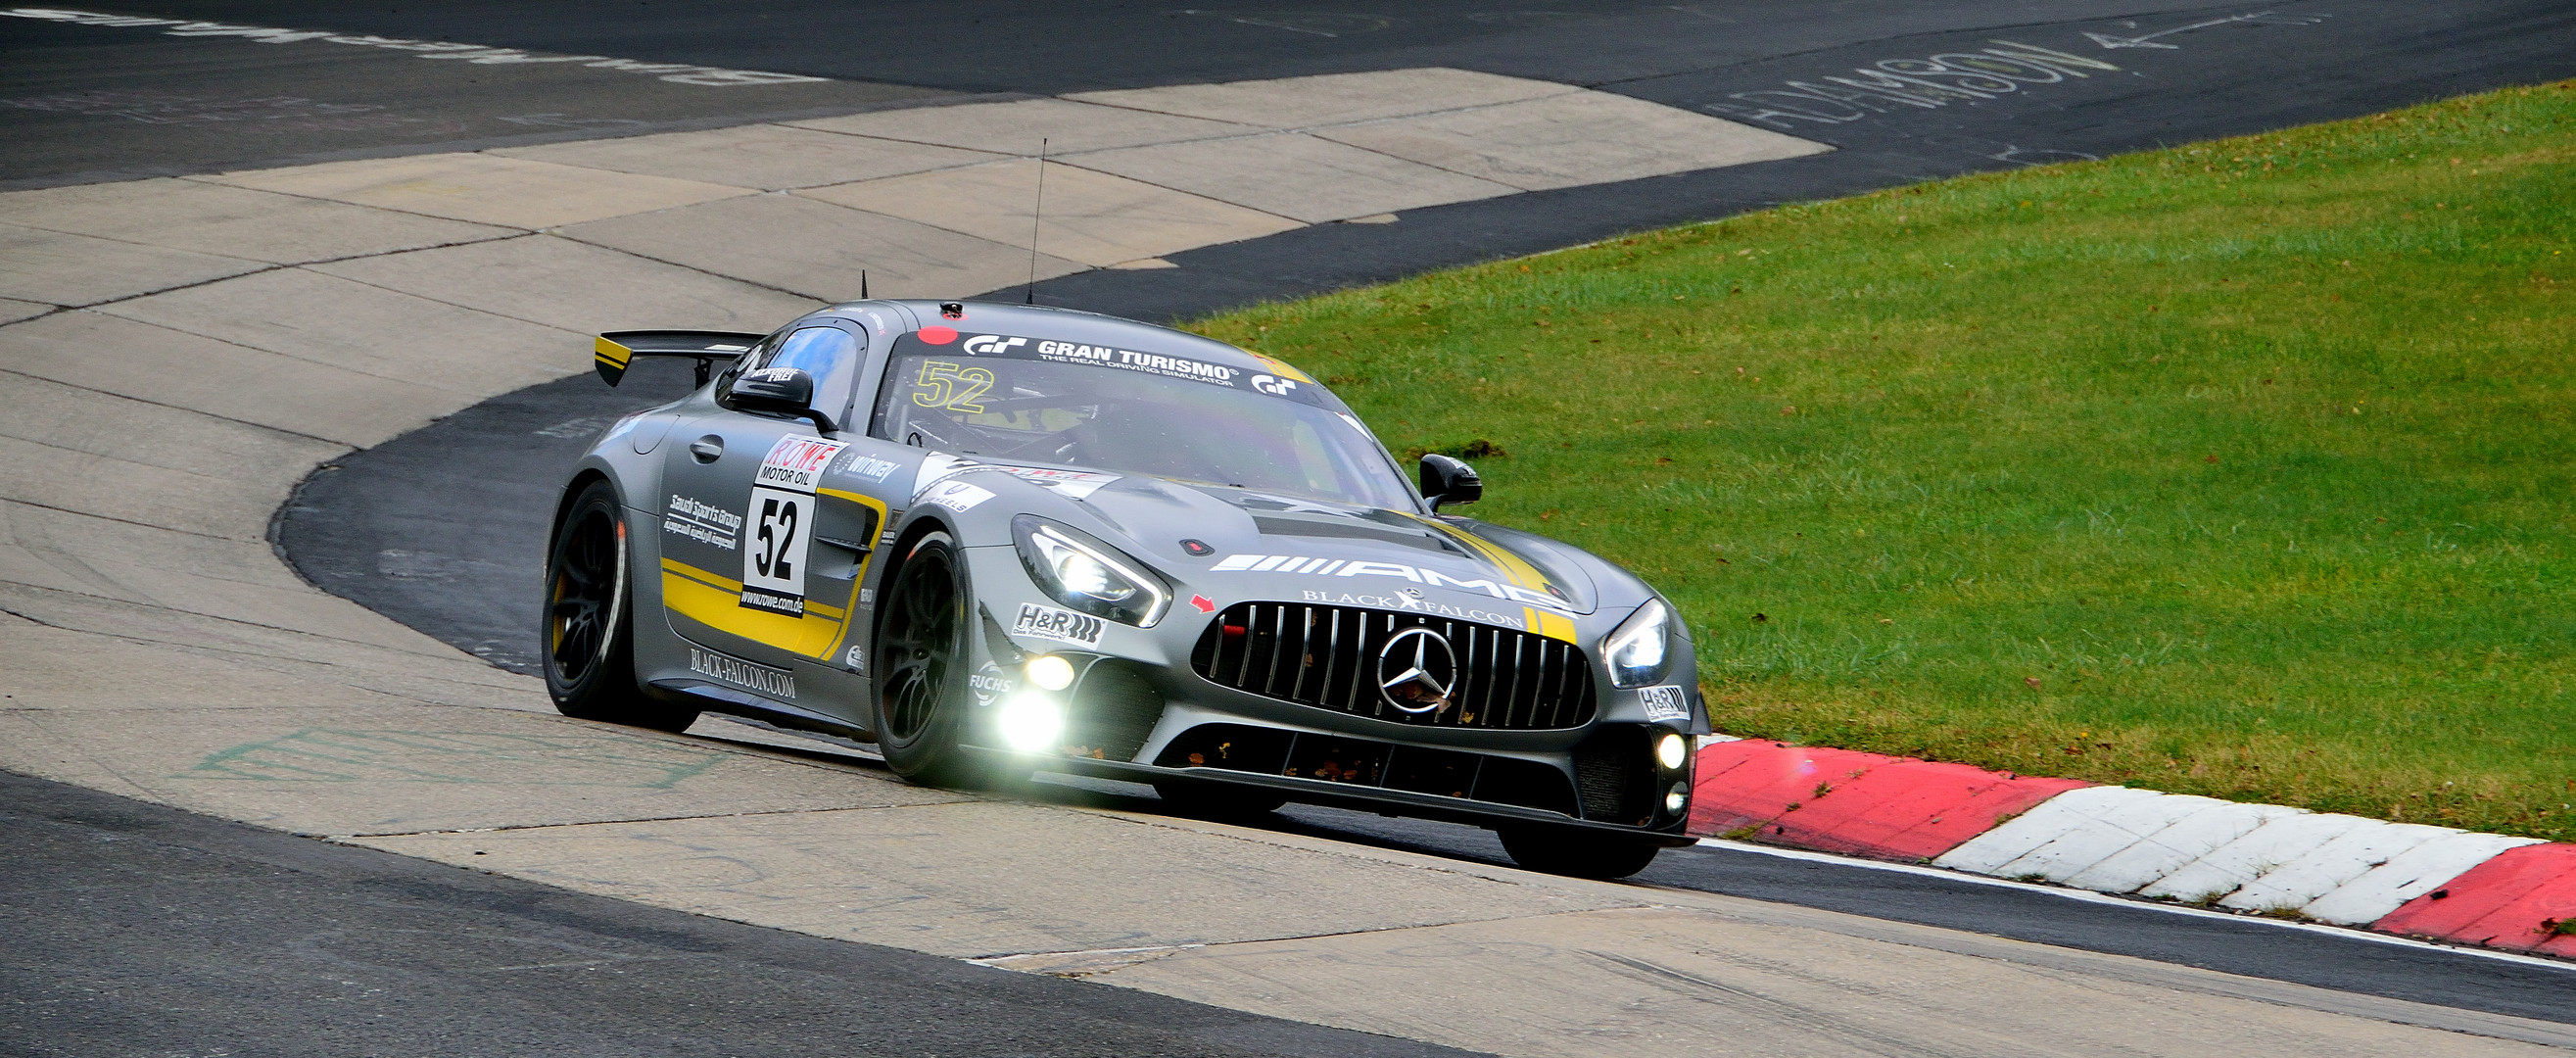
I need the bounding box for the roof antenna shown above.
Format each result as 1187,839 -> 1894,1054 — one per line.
1025,137 -> 1047,306
860,268 -> 868,300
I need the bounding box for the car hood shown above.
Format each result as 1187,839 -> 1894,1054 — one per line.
1016,470 -> 1606,620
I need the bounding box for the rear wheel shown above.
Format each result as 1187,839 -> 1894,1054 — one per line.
545,479 -> 697,733
872,533 -> 994,788
1152,780 -> 1287,821
1498,824 -> 1663,880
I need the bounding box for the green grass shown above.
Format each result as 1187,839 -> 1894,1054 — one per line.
1189,81 -> 2576,842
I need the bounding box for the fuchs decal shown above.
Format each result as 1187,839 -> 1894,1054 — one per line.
969,660 -> 1014,706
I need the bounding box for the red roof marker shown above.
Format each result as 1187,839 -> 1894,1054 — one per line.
917,325 -> 958,344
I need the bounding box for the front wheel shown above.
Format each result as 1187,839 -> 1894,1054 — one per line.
1498,824 -> 1664,880
545,479 -> 697,734
871,533 -> 994,788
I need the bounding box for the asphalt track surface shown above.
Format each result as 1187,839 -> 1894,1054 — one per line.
14,1 -> 2576,1053
0,769 -> 1477,1058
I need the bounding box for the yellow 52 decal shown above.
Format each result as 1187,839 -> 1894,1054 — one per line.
910,360 -> 994,413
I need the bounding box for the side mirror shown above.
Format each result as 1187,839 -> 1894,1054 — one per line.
730,366 -> 835,431
1420,453 -> 1482,511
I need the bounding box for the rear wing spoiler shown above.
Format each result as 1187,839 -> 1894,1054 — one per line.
594,330 -> 766,388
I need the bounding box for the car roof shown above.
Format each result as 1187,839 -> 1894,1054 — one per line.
818,299 -> 1282,376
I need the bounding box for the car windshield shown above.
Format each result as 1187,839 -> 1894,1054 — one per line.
872,334 -> 1415,510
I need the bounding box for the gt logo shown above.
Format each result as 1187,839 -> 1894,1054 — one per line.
963,334 -> 1028,356
1250,374 -> 1298,397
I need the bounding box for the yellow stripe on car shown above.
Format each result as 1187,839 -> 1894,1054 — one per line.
1407,513 -> 1558,595
660,557 -> 848,657
1524,607 -> 1580,644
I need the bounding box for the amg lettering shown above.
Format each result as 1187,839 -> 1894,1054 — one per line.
1215,554 -> 1576,615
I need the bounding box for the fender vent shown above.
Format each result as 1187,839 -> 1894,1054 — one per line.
1190,601 -> 1596,731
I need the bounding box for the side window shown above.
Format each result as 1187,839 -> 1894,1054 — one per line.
712,328 -> 783,395
757,326 -> 862,414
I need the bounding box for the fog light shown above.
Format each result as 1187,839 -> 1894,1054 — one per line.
1026,653 -> 1075,691
1655,732 -> 1689,771
1665,783 -> 1689,814
996,694 -> 1063,752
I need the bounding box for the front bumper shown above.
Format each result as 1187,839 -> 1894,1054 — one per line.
961,546 -> 1700,839
965,743 -> 1697,845
961,650 -> 1698,841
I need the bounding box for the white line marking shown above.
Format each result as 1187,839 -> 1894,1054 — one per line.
1689,837 -> 2576,974
2084,11 -> 2329,50
0,7 -> 827,87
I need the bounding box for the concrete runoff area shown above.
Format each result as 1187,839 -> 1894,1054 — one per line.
0,176 -> 510,263
202,152 -> 757,228
798,160 -> 1303,269
9,4 -> 2576,1055
492,122 -> 1008,191
0,222 -> 265,306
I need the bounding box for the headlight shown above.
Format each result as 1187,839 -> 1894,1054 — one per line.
1026,654 -> 1075,691
996,693 -> 1064,752
1602,598 -> 1672,688
1012,516 -> 1169,627
1655,731 -> 1689,770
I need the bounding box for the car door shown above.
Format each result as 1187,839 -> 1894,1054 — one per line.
656,323 -> 874,681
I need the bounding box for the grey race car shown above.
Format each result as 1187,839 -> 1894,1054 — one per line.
545,300 -> 1706,877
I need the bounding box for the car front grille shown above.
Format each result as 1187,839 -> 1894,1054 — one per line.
1189,601 -> 1598,730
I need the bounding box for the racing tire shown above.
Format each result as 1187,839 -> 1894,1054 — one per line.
871,532 -> 995,789
1497,824 -> 1664,880
1152,780 -> 1288,821
544,479 -> 698,734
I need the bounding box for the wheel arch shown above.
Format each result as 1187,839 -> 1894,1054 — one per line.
550,468 -> 619,543
868,510 -> 966,649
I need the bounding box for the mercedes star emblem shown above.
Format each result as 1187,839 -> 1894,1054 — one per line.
1376,626 -> 1458,714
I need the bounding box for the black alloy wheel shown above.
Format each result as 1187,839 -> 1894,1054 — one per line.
544,479 -> 697,733
1497,824 -> 1664,880
872,533 -> 991,787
